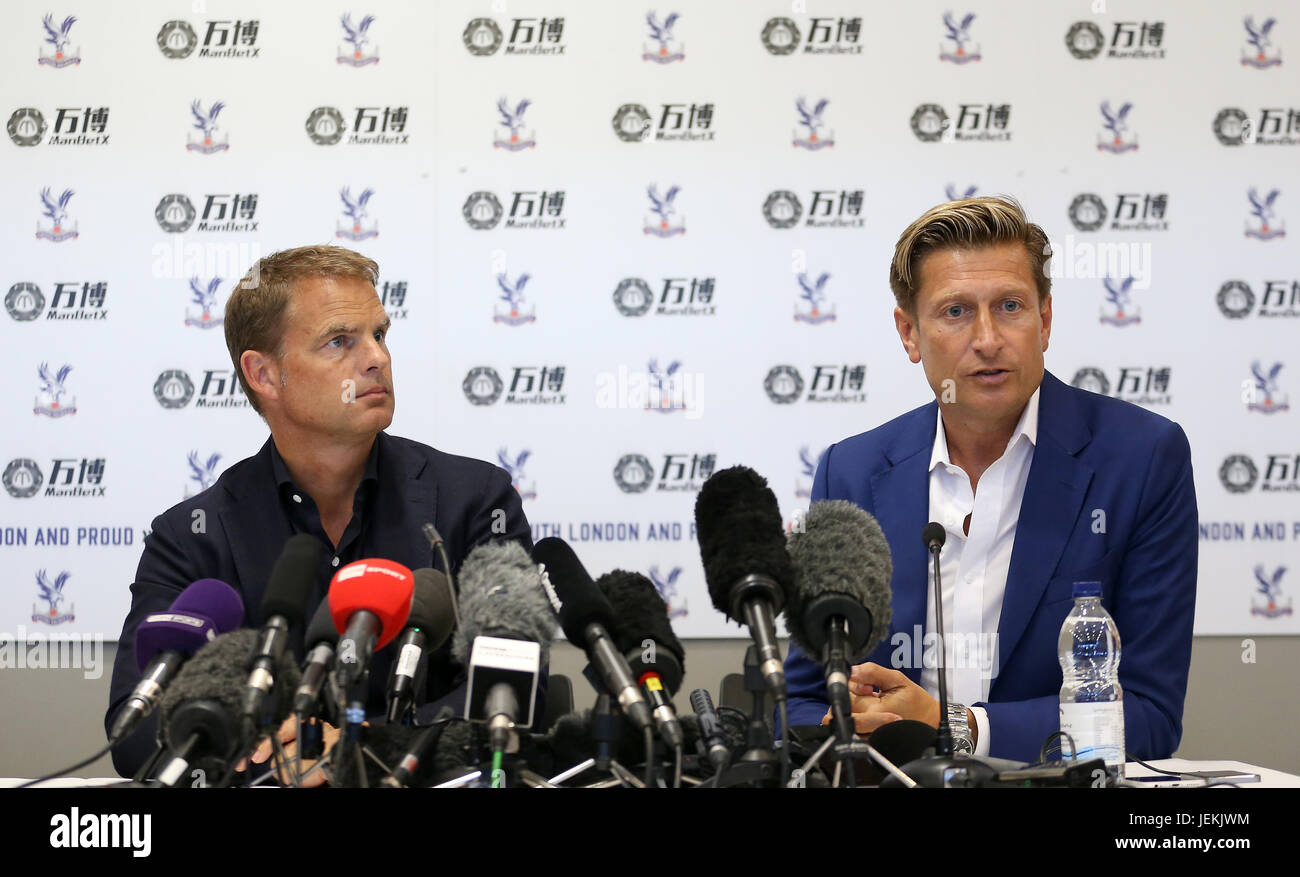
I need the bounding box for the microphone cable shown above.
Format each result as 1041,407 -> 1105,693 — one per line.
17,742 -> 115,788
421,523 -> 460,631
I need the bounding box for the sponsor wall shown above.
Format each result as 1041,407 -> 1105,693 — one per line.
2,1 -> 1296,642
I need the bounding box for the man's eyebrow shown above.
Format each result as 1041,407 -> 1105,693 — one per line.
316,323 -> 358,342
376,317 -> 392,333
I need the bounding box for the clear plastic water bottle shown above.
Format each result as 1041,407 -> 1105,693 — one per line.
1058,582 -> 1125,782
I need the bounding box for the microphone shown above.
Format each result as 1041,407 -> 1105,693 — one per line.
921,522 -> 956,756
877,523 -> 999,788
533,537 -> 654,733
157,628 -> 301,787
694,466 -> 794,702
785,500 -> 894,744
597,570 -> 687,750
689,688 -> 732,773
293,600 -> 339,720
243,534 -> 319,728
327,558 -> 415,691
386,568 -> 457,724
385,705 -> 457,788
453,541 -> 557,752
109,578 -> 244,745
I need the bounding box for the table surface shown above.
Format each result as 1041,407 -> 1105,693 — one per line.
1123,759 -> 1300,788
5,759 -> 1298,788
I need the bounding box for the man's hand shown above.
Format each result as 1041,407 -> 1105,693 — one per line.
821,662 -> 976,745
241,716 -> 340,788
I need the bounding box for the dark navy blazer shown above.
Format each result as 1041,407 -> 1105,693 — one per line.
105,431 -> 533,778
784,370 -> 1198,762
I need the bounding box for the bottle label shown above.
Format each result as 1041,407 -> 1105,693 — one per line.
1059,702 -> 1125,767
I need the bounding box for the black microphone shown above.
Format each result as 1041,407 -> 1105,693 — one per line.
385,705 -> 457,788
598,570 -> 687,750
294,600 -> 339,720
877,523 -> 998,788
386,568 -> 456,723
694,466 -> 794,702
921,522 -> 956,756
533,538 -> 654,733
158,628 -> 301,787
243,535 -> 319,728
786,500 -> 894,744
689,688 -> 732,773
109,578 -> 244,745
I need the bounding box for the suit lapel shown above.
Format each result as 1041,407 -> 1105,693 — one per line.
220,438 -> 291,625
870,405 -> 936,686
995,372 -> 1094,681
368,432 -> 438,573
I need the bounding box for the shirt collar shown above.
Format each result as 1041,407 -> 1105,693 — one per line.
270,435 -> 382,493
930,386 -> 1040,472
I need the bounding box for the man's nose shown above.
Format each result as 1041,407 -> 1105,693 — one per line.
970,306 -> 1002,353
361,335 -> 390,372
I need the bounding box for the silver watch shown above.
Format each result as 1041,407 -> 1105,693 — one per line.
946,702 -> 975,754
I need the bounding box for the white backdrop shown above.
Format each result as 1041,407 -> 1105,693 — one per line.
2,0 -> 1297,642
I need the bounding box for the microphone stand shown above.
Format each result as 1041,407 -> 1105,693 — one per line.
702,646 -> 780,788
577,690 -> 645,788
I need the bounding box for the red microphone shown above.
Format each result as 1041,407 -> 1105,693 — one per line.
328,558 -> 414,689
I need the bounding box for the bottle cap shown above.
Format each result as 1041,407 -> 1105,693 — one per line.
1072,581 -> 1102,599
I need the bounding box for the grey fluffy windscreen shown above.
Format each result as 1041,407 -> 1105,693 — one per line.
786,500 -> 894,656
453,540 -> 558,664
159,627 -> 301,747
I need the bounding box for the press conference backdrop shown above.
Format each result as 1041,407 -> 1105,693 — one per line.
1,1 -> 1297,647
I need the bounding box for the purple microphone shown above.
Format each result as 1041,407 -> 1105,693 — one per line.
110,579 -> 245,744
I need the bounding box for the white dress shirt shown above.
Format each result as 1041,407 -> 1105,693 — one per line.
920,387 -> 1039,757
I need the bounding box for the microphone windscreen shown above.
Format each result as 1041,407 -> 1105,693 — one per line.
326,723 -> 423,788
693,466 -> 793,620
922,521 -> 946,550
532,538 -> 616,646
596,570 -> 685,694
304,599 -> 337,648
453,540 -> 558,664
786,500 -> 894,658
432,719 -> 477,776
328,558 -> 414,650
135,578 -> 245,672
159,628 -> 302,749
262,534 -> 321,624
410,568 -> 456,652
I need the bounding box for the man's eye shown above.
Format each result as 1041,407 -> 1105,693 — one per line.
327,336 -> 345,348
946,305 -> 964,318
374,330 -> 386,342
1003,300 -> 1022,312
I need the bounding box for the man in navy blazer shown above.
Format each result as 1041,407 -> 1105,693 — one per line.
105,246 -> 533,780
784,197 -> 1197,764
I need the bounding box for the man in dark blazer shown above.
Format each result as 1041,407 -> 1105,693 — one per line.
106,246 -> 533,780
784,197 -> 1197,764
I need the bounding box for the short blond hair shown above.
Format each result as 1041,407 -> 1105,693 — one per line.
224,245 -> 379,414
889,195 -> 1051,314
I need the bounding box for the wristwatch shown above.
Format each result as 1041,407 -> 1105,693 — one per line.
946,702 -> 975,754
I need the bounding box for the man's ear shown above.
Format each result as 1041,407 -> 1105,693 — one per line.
1039,293 -> 1053,352
240,350 -> 281,408
894,306 -> 922,364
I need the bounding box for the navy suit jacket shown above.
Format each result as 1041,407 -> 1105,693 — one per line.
784,370 -> 1197,763
105,431 -> 534,778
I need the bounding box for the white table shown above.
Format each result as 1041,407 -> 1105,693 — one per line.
1123,758 -> 1300,788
